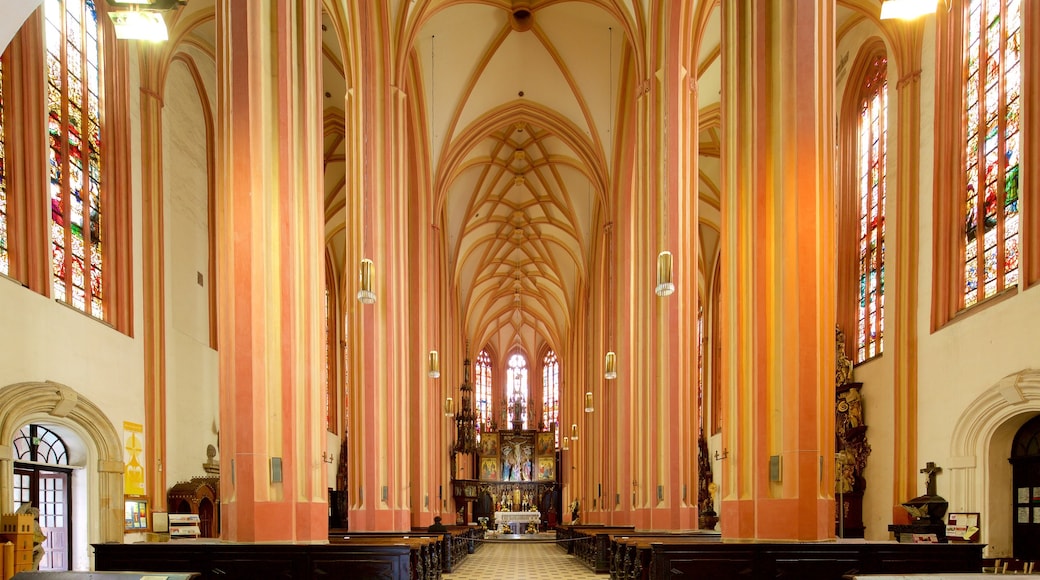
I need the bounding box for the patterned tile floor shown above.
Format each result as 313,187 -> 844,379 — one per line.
444,534 -> 597,579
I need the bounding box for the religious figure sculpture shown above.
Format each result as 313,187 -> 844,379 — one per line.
835,326 -> 870,496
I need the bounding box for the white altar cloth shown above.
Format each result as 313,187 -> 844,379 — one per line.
494,511 -> 541,527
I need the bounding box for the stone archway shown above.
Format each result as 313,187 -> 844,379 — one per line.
0,381 -> 124,543
948,369 -> 1040,558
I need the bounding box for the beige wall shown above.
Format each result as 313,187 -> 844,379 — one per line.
162,56 -> 220,486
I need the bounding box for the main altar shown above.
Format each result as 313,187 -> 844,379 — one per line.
447,353 -> 561,526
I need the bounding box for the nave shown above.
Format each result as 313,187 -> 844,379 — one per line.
444,537 -> 596,580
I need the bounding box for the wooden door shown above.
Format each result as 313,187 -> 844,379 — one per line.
1011,415 -> 1040,561
11,465 -> 71,570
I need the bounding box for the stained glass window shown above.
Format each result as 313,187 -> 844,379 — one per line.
698,307 -> 704,430
46,0 -> 104,318
325,287 -> 330,431
856,55 -> 887,362
542,350 -> 559,446
475,349 -> 492,431
0,58 -> 8,276
963,0 -> 1021,307
507,352 -> 528,429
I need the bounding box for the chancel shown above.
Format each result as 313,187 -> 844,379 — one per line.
0,0 -> 1037,578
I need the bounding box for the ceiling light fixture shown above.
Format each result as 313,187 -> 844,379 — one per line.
879,0 -> 940,20
106,0 -> 182,41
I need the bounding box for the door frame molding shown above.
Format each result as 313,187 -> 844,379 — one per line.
0,381 -> 123,543
948,369 -> 1040,558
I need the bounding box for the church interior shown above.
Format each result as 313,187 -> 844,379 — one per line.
0,0 -> 1039,577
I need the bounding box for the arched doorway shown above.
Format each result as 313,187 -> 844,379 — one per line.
1011,415 -> 1040,560
0,381 -> 124,570
948,369 -> 1040,558
12,424 -> 74,570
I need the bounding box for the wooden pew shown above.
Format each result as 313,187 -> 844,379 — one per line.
565,525 -> 637,573
608,533 -> 721,580
93,541 -> 414,580
554,523 -> 605,553
409,525 -> 485,572
648,541 -> 985,580
329,535 -> 440,580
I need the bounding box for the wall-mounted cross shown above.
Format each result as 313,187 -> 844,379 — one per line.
920,462 -> 942,496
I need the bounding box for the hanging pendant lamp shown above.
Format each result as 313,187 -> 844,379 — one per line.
604,351 -> 617,380
655,251 -> 675,297
357,258 -> 376,304
428,350 -> 441,379
584,392 -> 594,413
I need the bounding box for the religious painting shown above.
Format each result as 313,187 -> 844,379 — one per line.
480,457 -> 500,481
480,432 -> 500,457
536,432 -> 554,456
537,456 -> 555,481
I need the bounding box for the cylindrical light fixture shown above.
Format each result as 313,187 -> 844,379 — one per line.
357,258 -> 376,304
604,351 -> 617,380
655,251 -> 675,296
562,436 -> 570,451
571,423 -> 578,441
444,397 -> 454,417
584,392 -> 594,413
428,350 -> 441,378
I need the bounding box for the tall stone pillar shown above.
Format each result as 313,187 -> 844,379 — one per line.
215,0 -> 327,542
344,2 -> 413,531
719,0 -> 837,541
616,2 -> 698,530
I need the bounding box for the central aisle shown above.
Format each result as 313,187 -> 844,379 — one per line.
444,536 -> 598,579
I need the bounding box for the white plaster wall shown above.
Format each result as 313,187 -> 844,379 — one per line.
163,58 -> 220,485
0,1 -> 42,55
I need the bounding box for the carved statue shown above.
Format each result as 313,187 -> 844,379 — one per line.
835,326 -> 870,495
835,325 -> 854,388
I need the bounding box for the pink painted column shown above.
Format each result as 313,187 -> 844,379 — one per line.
215,0 -> 327,543
719,0 -> 837,541
345,2 -> 413,532
613,3 -> 698,531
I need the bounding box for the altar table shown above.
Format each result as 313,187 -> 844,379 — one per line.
494,511 -> 541,532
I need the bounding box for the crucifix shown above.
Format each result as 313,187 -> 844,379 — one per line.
920,462 -> 942,496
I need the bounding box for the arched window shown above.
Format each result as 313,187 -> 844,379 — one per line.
698,307 -> 704,430
838,41 -> 888,361
856,54 -> 887,362
475,349 -> 492,430
13,424 -> 69,465
46,0 -> 105,317
507,352 -> 528,428
324,286 -> 330,431
542,349 -> 559,444
963,0 -> 1022,307
0,57 -> 8,276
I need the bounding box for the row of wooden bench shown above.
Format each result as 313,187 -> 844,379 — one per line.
555,524 -> 985,580
554,525 -> 721,576
327,525 -> 484,580
92,526 -> 485,580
